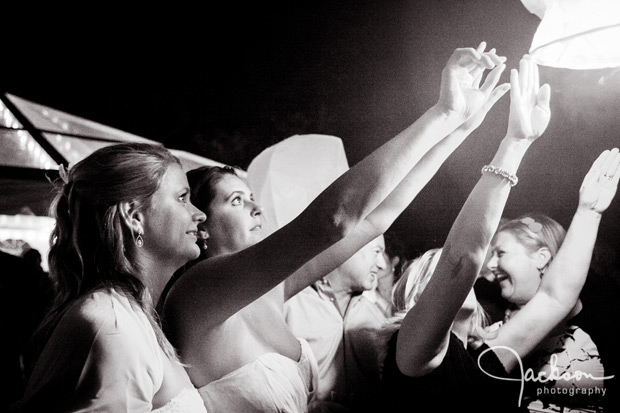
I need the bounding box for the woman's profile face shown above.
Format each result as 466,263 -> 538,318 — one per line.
202,173 -> 265,256
487,231 -> 542,306
142,163 -> 206,268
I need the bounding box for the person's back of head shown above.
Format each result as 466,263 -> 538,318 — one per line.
392,248 -> 442,316
382,231 -> 408,284
387,247 -> 492,346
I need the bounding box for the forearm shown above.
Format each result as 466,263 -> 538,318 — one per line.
444,137 -> 530,260
397,138 -> 531,374
170,107 -> 464,325
364,125 -> 473,232
284,221 -> 378,300
488,136 -> 531,176
541,208 -> 601,304
285,126 -> 503,299
397,254 -> 481,376
311,105 -> 464,237
284,110 -> 468,299
329,44 -> 508,233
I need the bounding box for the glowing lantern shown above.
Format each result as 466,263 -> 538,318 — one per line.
247,134 -> 349,236
521,0 -> 620,69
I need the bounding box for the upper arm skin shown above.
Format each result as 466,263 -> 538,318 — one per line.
164,106 -> 466,334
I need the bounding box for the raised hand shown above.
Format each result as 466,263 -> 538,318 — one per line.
454,64 -> 510,135
579,148 -> 620,214
506,56 -> 551,142
437,42 -> 507,121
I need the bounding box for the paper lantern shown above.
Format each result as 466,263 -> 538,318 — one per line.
247,134 -> 349,236
521,0 -> 620,69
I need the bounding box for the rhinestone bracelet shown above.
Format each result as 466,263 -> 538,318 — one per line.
481,164 -> 518,187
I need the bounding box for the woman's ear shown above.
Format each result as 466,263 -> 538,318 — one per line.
392,256 -> 401,267
390,256 -> 401,273
535,247 -> 552,272
119,201 -> 145,239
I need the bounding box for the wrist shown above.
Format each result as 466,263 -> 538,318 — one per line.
574,207 -> 604,220
481,164 -> 518,187
501,136 -> 533,152
487,138 -> 530,173
429,104 -> 467,126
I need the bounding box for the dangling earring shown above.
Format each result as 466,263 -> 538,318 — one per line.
198,230 -> 209,250
136,231 -> 144,248
537,266 -> 545,278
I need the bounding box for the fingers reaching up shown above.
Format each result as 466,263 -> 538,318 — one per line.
506,56 -> 551,142
579,148 -> 620,213
438,42 -> 507,121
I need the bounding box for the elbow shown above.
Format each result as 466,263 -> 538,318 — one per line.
396,346 -> 446,378
463,250 -> 486,271
540,267 -> 588,311
543,287 -> 581,313
315,203 -> 360,243
443,245 -> 486,275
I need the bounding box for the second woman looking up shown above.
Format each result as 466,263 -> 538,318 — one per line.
160,43 -> 509,412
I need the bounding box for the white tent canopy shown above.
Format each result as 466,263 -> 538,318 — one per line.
0,93 -> 235,174
0,92 -> 240,267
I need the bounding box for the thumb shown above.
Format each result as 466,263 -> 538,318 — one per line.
478,83 -> 510,118
536,84 -> 551,110
486,83 -> 511,109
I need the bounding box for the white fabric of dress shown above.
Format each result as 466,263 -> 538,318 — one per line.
198,338 -> 318,413
12,289 -> 206,413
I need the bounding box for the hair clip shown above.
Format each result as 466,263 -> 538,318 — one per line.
59,164 -> 70,184
520,217 -> 543,233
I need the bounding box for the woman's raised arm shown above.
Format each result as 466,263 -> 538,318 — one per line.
284,57 -> 510,300
488,147 -> 620,372
165,44 -> 508,329
395,57 -> 551,377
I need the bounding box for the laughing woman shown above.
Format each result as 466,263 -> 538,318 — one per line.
487,210 -> 619,411
381,56 -> 620,413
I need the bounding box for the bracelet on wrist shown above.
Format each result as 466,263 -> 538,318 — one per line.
481,164 -> 518,187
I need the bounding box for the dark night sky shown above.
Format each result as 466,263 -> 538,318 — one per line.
4,2 -> 620,258
4,2 -> 539,167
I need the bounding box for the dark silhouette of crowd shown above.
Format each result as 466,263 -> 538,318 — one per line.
1,248 -> 53,410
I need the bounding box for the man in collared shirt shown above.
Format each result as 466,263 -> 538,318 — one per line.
284,235 -> 388,411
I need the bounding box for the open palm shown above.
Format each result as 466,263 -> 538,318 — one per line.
579,148 -> 620,213
506,57 -> 550,143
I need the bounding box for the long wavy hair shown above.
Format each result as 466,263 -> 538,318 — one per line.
34,142 -> 181,358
